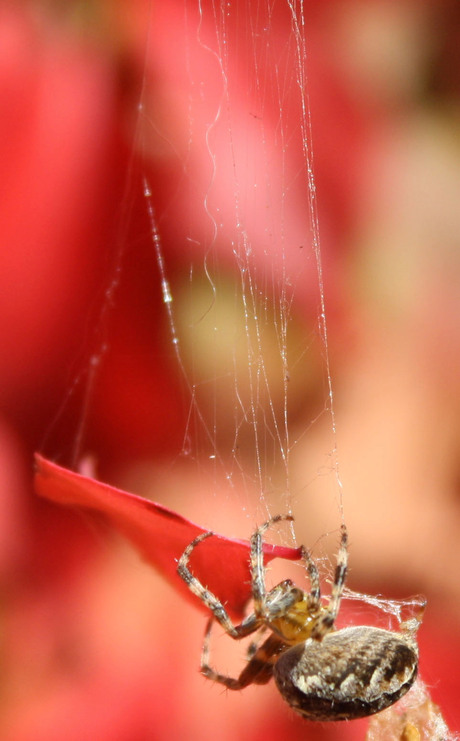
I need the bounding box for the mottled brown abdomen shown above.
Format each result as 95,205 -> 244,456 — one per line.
273,625 -> 418,721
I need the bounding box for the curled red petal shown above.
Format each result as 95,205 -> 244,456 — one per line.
34,454 -> 302,617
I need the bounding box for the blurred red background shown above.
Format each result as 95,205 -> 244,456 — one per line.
1,1 -> 460,739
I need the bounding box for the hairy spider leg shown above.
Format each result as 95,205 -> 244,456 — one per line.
201,617 -> 288,689
300,544 -> 321,601
177,531 -> 261,639
245,626 -> 268,660
250,514 -> 294,617
311,523 -> 348,640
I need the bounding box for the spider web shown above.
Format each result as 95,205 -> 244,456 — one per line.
35,1 -> 347,588
43,0 -> 391,600
37,0 -> 437,629
132,0 -> 344,541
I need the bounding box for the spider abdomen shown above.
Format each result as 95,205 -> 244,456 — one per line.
273,625 -> 418,721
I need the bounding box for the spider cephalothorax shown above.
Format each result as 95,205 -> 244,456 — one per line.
177,515 -> 420,721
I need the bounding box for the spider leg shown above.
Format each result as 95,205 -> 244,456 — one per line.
246,626 -> 267,661
239,633 -> 287,686
300,545 -> 321,601
177,531 -> 261,638
250,514 -> 294,616
201,618 -> 286,690
311,523 -> 348,640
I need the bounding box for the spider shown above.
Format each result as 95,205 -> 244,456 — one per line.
177,514 -> 421,721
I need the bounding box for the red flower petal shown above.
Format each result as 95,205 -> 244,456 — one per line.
34,454 -> 302,617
